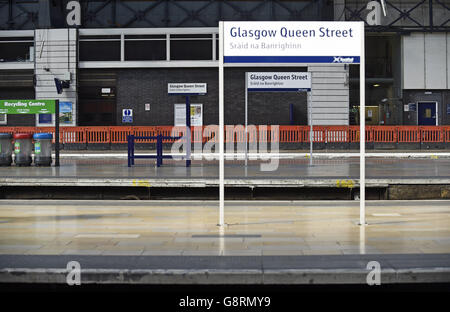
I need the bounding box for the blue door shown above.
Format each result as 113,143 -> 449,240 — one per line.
418,102 -> 436,125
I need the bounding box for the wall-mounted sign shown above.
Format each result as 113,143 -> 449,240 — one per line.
122,109 -> 133,123
224,21 -> 362,64
408,103 -> 416,112
0,99 -> 56,114
247,72 -> 311,92
404,104 -> 409,112
145,103 -> 150,111
37,101 -> 74,126
59,101 -> 73,124
168,83 -> 207,95
174,104 -> 202,127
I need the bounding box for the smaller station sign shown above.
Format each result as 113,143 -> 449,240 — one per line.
247,72 -> 311,92
168,83 -> 207,95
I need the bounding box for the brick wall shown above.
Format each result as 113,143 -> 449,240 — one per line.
115,67 -> 307,126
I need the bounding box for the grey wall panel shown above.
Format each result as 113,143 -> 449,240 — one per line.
311,107 -> 349,114
309,64 -> 349,125
402,33 -> 425,89
312,89 -> 348,96
313,119 -> 348,126
448,34 -> 450,90
425,33 -> 447,89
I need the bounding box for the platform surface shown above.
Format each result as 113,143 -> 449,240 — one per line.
1,199 -> 449,256
0,200 -> 449,284
1,157 -> 450,187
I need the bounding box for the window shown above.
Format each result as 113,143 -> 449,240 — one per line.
170,34 -> 213,60
125,35 -> 166,61
0,114 -> 6,125
0,37 -> 34,62
79,35 -> 121,61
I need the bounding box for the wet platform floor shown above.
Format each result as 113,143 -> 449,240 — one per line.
0,200 -> 449,256
0,157 -> 450,180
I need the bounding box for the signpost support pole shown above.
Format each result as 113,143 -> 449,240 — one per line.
245,73 -> 248,168
309,91 -> 313,165
219,22 -> 225,227
359,22 -> 366,226
185,95 -> 191,167
55,100 -> 60,167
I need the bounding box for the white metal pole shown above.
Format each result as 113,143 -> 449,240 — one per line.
309,91 -> 313,165
359,22 -> 366,226
219,22 -> 225,227
245,72 -> 248,167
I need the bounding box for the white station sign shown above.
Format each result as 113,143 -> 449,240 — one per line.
247,72 -> 311,92
224,21 -> 362,63
168,83 -> 207,95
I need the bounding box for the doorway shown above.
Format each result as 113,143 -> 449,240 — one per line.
418,101 -> 437,126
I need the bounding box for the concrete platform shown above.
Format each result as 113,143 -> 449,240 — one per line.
0,157 -> 450,189
1,254 -> 449,285
0,200 -> 449,284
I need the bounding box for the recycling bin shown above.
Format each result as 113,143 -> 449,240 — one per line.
33,133 -> 53,166
13,133 -> 33,166
0,133 -> 12,166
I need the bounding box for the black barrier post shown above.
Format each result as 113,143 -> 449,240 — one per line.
185,95 -> 191,167
55,100 -> 60,167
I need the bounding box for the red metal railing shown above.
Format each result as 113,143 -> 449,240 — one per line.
1,126 -> 450,144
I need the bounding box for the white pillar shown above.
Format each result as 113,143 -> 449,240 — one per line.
359,22 -> 366,226
219,22 -> 225,227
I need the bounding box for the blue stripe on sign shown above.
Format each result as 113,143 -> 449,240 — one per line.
224,56 -> 360,63
248,88 -> 311,92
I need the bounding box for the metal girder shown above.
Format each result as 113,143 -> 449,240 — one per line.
344,0 -> 449,33
0,0 -> 334,29
0,0 -> 448,31
0,0 -> 38,30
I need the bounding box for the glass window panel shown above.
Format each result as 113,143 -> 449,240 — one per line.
170,40 -> 212,60
79,41 -> 120,61
125,40 -> 166,61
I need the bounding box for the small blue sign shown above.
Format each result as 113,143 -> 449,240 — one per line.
122,109 -> 133,123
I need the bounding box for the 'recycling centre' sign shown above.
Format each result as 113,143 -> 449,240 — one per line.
224,21 -> 362,64
0,99 -> 56,114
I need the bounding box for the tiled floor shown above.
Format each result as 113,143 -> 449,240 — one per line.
0,200 -> 449,256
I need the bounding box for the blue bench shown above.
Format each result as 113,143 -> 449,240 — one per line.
127,134 -> 190,167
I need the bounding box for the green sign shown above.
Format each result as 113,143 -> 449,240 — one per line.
14,142 -> 20,153
0,99 -> 56,114
35,142 -> 41,154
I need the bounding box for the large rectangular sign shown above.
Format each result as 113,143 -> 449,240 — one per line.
0,99 -> 56,114
224,21 -> 362,63
168,83 -> 207,95
247,72 -> 311,92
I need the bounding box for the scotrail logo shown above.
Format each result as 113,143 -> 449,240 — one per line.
333,56 -> 355,63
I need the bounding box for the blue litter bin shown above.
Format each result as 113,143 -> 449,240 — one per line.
0,133 -> 12,166
33,133 -> 53,166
